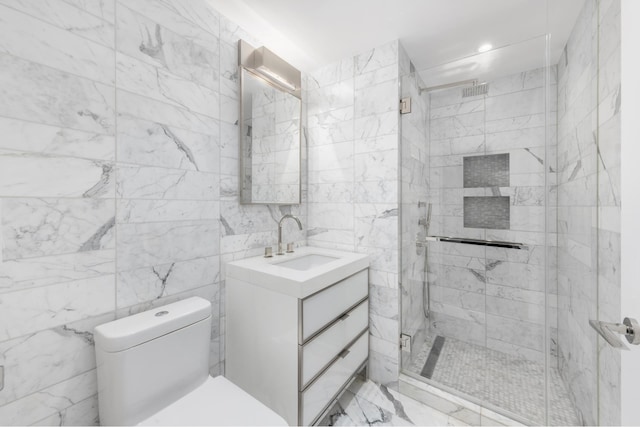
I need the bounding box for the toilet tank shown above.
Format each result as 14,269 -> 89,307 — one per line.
94,297 -> 212,426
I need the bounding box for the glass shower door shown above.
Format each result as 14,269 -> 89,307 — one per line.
399,36 -> 577,425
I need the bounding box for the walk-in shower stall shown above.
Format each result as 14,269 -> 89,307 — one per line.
399,0 -> 621,424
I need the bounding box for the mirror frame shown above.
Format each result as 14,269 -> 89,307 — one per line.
238,40 -> 302,205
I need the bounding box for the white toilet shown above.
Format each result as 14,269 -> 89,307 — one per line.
94,297 -> 287,426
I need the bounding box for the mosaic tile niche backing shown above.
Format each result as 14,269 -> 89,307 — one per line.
463,154 -> 510,229
464,196 -> 510,230
463,154 -> 510,188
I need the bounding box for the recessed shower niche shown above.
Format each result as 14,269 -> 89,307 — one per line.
463,153 -> 511,230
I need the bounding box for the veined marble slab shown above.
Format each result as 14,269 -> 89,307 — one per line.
308,141 -> 354,172
308,57 -> 354,90
0,274 -> 115,341
431,99 -> 485,121
0,313 -> 113,406
0,53 -> 115,134
0,4 -> 115,84
355,41 -> 398,76
116,53 -> 219,119
1,198 -> 115,260
116,165 -> 217,200
0,0 -> 114,48
120,0 -> 219,48
307,80 -> 354,117
117,199 -> 218,223
355,80 -> 398,118
62,0 -> 115,23
358,140 -> 399,177
117,90 -> 218,136
0,117 -> 114,161
116,255 -> 219,307
354,203 -> 398,249
355,111 -> 398,140
0,249 -> 114,293
117,116 -> 219,172
116,220 -> 218,270
355,63 -> 399,90
485,88 -> 545,121
32,395 -> 99,426
0,370 -> 97,426
116,4 -> 218,90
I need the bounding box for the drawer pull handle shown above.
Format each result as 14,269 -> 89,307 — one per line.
339,313 -> 350,321
339,349 -> 350,359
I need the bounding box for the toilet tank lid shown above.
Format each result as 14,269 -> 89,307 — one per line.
94,297 -> 211,353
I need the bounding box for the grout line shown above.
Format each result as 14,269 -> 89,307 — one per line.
217,25 -> 224,370
114,0 -> 119,316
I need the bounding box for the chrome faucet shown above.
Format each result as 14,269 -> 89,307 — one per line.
277,214 -> 302,255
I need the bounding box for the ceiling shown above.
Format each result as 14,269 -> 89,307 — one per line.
210,0 -> 585,82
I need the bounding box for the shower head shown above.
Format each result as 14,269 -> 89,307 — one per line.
419,79 -> 488,98
419,78 -> 478,94
462,83 -> 489,97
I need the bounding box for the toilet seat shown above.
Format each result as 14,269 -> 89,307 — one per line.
138,376 -> 288,426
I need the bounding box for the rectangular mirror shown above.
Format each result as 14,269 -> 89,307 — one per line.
239,40 -> 302,205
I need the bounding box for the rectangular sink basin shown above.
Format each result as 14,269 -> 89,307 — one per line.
275,254 -> 338,271
226,246 -> 369,298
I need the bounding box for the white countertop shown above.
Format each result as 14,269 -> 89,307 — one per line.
225,246 -> 369,299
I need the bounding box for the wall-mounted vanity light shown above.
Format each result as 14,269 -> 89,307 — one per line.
239,40 -> 301,98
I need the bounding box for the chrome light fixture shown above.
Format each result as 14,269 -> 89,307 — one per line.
239,40 -> 301,98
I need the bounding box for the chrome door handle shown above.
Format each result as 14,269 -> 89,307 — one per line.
589,317 -> 640,350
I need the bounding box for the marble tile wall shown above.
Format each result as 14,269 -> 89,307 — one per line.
306,40 -> 401,387
0,1 -> 305,425
425,65 -> 558,365
556,0 -> 621,424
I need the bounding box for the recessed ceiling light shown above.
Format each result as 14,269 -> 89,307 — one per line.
478,43 -> 493,53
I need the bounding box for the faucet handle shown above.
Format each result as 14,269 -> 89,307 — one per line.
286,243 -> 295,253
264,246 -> 274,258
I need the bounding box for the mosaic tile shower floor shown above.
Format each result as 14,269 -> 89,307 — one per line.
408,336 -> 580,425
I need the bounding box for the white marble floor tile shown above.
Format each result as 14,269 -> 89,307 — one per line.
320,378 -> 469,426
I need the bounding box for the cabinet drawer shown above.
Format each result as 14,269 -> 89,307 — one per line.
301,269 -> 368,342
300,299 -> 368,388
300,332 -> 368,426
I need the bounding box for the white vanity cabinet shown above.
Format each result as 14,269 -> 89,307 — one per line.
225,247 -> 369,426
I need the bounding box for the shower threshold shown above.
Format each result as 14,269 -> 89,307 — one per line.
399,373 -> 526,426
